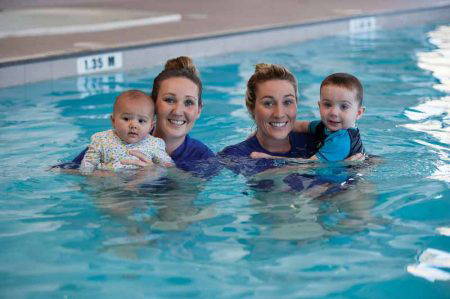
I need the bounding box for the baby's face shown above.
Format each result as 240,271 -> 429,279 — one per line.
318,84 -> 364,131
111,96 -> 154,144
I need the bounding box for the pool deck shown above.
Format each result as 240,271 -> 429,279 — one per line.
1,0 -> 449,87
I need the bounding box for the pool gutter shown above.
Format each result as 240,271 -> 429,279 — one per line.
0,3 -> 449,88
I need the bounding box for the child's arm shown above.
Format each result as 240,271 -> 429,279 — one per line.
79,138 -> 101,174
250,151 -> 318,162
293,121 -> 310,133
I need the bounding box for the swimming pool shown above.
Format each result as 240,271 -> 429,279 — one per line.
1,22 -> 449,298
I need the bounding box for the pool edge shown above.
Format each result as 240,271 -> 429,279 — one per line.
0,4 -> 449,88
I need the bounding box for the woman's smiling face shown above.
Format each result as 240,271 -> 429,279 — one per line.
252,79 -> 297,142
155,77 -> 201,141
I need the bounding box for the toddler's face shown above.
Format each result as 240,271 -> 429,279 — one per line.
318,84 -> 364,131
111,96 -> 154,144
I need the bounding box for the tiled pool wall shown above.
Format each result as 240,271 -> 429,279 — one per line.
0,5 -> 449,88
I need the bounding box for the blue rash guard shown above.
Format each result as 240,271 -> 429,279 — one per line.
169,135 -> 219,178
309,120 -> 365,161
54,135 -> 218,178
218,131 -> 355,193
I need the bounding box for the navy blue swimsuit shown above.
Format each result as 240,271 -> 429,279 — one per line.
218,132 -> 352,193
169,135 -> 219,178
218,132 -> 316,176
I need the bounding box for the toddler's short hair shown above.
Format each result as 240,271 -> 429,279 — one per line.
321,73 -> 363,106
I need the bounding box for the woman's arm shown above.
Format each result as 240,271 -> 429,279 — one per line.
251,151 -> 364,162
250,151 -> 319,161
151,139 -> 175,168
121,149 -> 155,168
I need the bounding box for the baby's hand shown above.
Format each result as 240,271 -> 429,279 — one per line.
250,152 -> 273,159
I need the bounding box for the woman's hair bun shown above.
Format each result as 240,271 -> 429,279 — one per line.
164,56 -> 199,76
254,63 -> 271,72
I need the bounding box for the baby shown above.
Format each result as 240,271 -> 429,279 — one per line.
252,72 -> 365,161
80,90 -> 173,174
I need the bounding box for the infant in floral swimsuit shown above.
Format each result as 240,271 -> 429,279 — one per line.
80,90 -> 173,174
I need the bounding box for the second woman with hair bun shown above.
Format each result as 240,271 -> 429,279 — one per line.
219,63 -> 317,176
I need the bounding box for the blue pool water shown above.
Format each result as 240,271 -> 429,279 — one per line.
1,22 -> 449,298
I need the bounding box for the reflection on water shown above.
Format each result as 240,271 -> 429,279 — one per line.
417,25 -> 450,93
407,25 -> 450,183
401,24 -> 450,283
244,163 -> 377,242
79,168 -> 217,259
84,160 -> 378,266
77,74 -> 124,99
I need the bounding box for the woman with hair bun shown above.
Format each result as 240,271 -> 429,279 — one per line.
66,56 -> 216,178
219,63 -> 317,177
